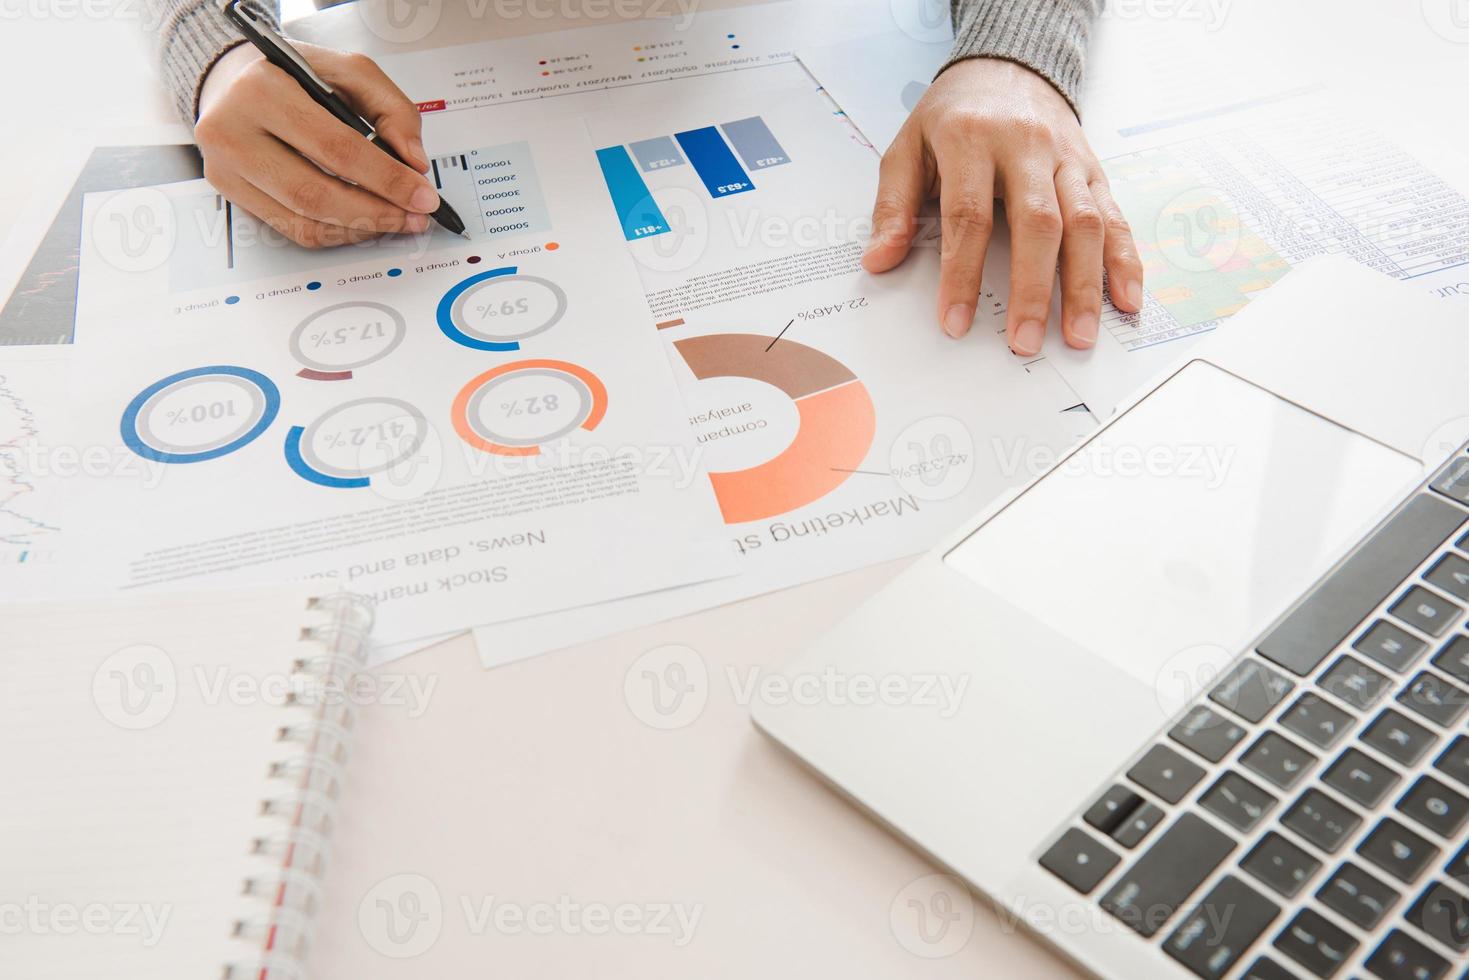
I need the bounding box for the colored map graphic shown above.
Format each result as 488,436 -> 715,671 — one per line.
0,369 -> 59,562
674,333 -> 875,524
1106,145 -> 1290,332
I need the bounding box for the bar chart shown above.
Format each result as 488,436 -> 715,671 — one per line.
595,115 -> 793,241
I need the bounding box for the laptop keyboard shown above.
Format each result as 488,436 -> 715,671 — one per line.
1039,449 -> 1469,979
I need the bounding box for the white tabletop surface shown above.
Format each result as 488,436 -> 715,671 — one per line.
2,2 -> 1466,976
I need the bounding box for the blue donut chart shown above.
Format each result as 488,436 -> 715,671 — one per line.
284,426 -> 371,489
436,266 -> 523,351
120,365 -> 280,464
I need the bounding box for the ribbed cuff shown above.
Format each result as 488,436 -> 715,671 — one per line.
155,0 -> 280,125
940,0 -> 1101,116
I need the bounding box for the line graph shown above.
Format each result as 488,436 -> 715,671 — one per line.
0,366 -> 61,563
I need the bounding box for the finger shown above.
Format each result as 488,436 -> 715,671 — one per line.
933,141 -> 995,339
1055,168 -> 1104,349
240,132 -> 429,233
861,122 -> 932,275
206,165 -> 389,250
1000,167 -> 1064,356
1090,177 -> 1145,313
256,67 -> 440,216
309,47 -> 430,174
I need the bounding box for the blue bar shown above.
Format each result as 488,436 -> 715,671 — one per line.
674,127 -> 754,198
595,146 -> 671,241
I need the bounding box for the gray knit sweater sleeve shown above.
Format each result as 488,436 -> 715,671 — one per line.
147,0 -> 280,124
944,0 -> 1101,113
146,0 -> 1097,126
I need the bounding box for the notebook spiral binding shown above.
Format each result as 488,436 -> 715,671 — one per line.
220,592 -> 375,980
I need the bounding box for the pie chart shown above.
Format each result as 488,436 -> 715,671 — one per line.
673,333 -> 876,524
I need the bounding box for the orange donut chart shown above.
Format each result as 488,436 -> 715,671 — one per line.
452,359 -> 607,457
673,333 -> 876,524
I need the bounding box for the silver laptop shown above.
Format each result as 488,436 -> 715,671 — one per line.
752,259 -> 1469,980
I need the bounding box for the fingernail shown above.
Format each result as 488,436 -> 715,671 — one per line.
1071,312 -> 1099,346
406,213 -> 429,233
943,304 -> 974,339
1126,279 -> 1144,309
1012,320 -> 1044,356
409,137 -> 428,171
410,185 -> 440,213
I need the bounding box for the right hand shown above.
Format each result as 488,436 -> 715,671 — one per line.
195,42 -> 442,249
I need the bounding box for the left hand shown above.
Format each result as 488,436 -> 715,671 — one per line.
861,58 -> 1144,355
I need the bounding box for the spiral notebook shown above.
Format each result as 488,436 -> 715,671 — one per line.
2,584 -> 375,979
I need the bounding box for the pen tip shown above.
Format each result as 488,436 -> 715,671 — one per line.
460,231 -> 471,241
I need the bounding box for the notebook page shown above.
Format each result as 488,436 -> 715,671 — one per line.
1,583 -> 334,978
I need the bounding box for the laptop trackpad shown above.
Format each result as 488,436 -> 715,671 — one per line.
944,360 -> 1422,689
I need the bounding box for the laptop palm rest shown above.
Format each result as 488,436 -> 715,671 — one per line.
754,360 -> 1422,889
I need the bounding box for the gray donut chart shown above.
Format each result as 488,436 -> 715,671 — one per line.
289,301 -> 407,372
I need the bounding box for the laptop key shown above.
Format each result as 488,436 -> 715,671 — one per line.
1110,802 -> 1165,849
1242,732 -> 1318,790
1397,671 -> 1469,728
1038,828 -> 1120,895
1358,818 -> 1440,884
1435,736 -> 1469,789
1424,552 -> 1469,602
1282,788 -> 1362,854
1127,744 -> 1205,804
1390,586 -> 1463,638
1317,862 -> 1400,929
1163,874 -> 1279,979
1404,880 -> 1469,953
1241,956 -> 1300,980
1396,775 -> 1469,838
1319,655 -> 1392,711
1210,660 -> 1294,724
1257,493 -> 1466,676
1430,634 -> 1469,685
1322,747 -> 1401,808
1430,455 -> 1469,505
1169,705 -> 1248,763
1241,831 -> 1322,899
1354,620 -> 1429,673
1361,709 -> 1438,766
1199,771 -> 1277,832
1281,694 -> 1354,750
1083,784 -> 1143,836
1273,906 -> 1358,978
1364,928 -> 1451,980
1099,812 -> 1235,938
1446,841 -> 1469,887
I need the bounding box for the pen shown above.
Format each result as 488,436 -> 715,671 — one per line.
222,0 -> 470,239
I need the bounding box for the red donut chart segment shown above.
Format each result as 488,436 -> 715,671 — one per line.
673,333 -> 876,524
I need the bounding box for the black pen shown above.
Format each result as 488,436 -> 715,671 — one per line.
222,0 -> 469,239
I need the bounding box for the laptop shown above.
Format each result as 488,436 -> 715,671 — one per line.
752,257 -> 1469,980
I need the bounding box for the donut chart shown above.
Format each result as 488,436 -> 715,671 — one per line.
452,360 -> 607,456
285,398 -> 429,489
673,333 -> 876,524
120,366 -> 280,464
289,301 -> 407,381
436,267 -> 568,352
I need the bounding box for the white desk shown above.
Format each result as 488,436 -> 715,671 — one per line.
3,2 -> 1465,976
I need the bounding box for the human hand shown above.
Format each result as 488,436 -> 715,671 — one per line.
861,58 -> 1144,355
195,42 -> 441,249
